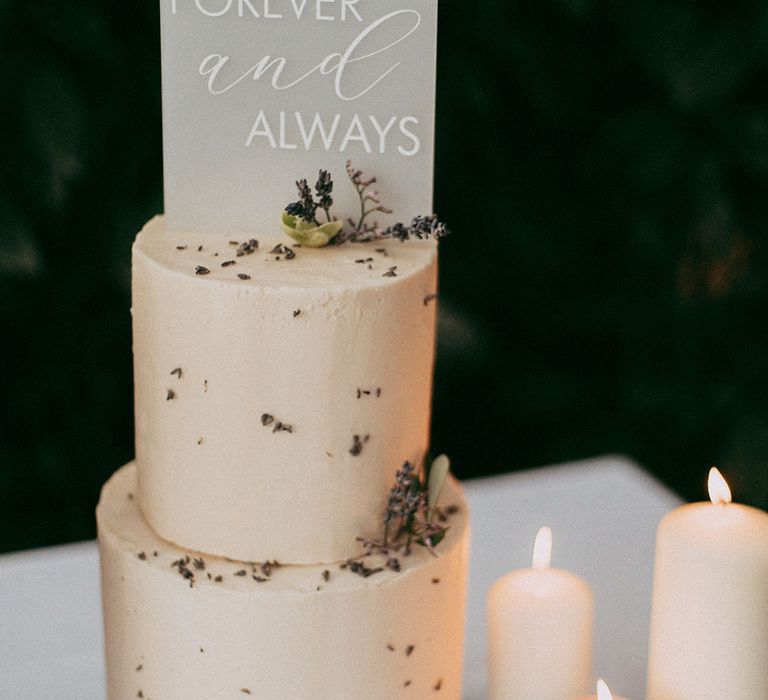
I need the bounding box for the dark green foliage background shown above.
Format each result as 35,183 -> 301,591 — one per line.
2,1 -> 768,552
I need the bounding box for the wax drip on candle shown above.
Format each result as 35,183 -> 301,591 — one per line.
708,467 -> 732,505
597,679 -> 613,700
532,526 -> 553,569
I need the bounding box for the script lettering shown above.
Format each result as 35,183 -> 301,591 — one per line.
199,10 -> 420,102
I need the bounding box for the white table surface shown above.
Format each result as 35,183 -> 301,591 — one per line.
0,455 -> 680,699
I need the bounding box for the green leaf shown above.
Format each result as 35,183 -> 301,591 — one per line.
428,454 -> 450,511
417,527 -> 448,549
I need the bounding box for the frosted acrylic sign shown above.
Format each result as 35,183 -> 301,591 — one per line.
160,0 -> 439,233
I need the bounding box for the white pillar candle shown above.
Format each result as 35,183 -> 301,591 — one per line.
647,468 -> 768,700
576,678 -> 631,700
487,527 -> 593,700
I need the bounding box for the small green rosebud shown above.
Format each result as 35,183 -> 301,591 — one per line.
281,212 -> 343,248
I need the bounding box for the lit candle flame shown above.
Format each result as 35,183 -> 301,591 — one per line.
708,467 -> 732,505
532,526 -> 552,569
597,679 -> 613,700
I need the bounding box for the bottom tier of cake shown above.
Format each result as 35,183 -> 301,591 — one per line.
97,464 -> 470,699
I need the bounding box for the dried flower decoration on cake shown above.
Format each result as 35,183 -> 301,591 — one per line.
281,170 -> 344,247
281,161 -> 450,248
348,455 -> 455,581
383,454 -> 451,553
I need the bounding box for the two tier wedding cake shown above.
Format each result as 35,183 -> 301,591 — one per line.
97,2 -> 469,698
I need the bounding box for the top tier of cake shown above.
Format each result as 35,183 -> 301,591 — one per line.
133,216 -> 439,564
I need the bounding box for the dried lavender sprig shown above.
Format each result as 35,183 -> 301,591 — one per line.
380,215 -> 451,243
380,460 -> 449,555
285,171 -> 336,225
315,170 -> 334,222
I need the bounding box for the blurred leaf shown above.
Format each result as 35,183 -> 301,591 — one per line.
0,198 -> 42,278
428,455 -> 451,510
21,63 -> 87,210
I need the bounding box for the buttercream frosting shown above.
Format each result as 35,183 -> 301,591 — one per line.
98,463 -> 469,699
132,216 -> 439,563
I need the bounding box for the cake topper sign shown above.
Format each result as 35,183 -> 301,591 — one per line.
160,0 -> 439,233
